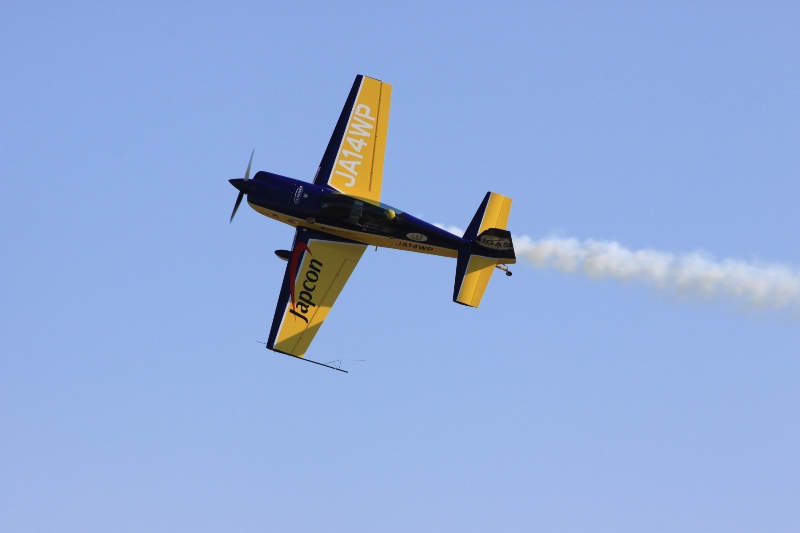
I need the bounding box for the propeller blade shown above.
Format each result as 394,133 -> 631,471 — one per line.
230,150 -> 254,223
244,149 -> 254,181
230,191 -> 244,223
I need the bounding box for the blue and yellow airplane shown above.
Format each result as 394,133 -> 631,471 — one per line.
229,75 -> 515,371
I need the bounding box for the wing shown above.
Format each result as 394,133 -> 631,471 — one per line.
313,75 -> 392,203
267,227 -> 367,358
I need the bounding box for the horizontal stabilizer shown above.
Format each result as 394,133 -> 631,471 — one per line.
453,250 -> 498,307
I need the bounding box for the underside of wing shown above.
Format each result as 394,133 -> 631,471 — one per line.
267,228 -> 367,358
313,75 -> 391,203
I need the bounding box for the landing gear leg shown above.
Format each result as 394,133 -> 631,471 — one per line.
495,264 -> 513,276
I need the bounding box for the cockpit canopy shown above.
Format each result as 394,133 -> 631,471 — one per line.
321,193 -> 404,233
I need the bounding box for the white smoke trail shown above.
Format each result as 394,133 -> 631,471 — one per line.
516,236 -> 800,311
434,224 -> 466,237
433,224 -> 800,312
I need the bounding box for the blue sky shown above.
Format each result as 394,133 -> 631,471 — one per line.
2,2 -> 799,531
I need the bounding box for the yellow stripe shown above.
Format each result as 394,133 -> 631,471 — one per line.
369,82 -> 391,198
497,196 -> 512,230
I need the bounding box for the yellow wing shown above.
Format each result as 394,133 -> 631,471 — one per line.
313,75 -> 392,203
267,229 -> 367,358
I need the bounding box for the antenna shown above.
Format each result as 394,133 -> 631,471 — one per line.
325,359 -> 365,370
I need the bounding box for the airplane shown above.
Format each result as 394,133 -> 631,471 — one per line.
228,75 -> 516,372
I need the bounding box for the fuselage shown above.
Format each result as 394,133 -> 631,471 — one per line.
232,171 -> 466,258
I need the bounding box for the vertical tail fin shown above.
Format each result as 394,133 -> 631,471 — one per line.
463,191 -> 513,240
453,192 -> 515,308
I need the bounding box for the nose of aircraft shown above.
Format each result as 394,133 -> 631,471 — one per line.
229,178 -> 248,193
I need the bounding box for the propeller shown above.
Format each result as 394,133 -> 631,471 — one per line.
229,149 -> 254,223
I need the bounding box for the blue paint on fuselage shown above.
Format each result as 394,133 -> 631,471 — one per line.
234,171 -> 467,252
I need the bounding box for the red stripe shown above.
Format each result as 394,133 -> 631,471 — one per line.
289,242 -> 312,310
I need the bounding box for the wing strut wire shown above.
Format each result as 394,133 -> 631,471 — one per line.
257,341 -> 348,373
